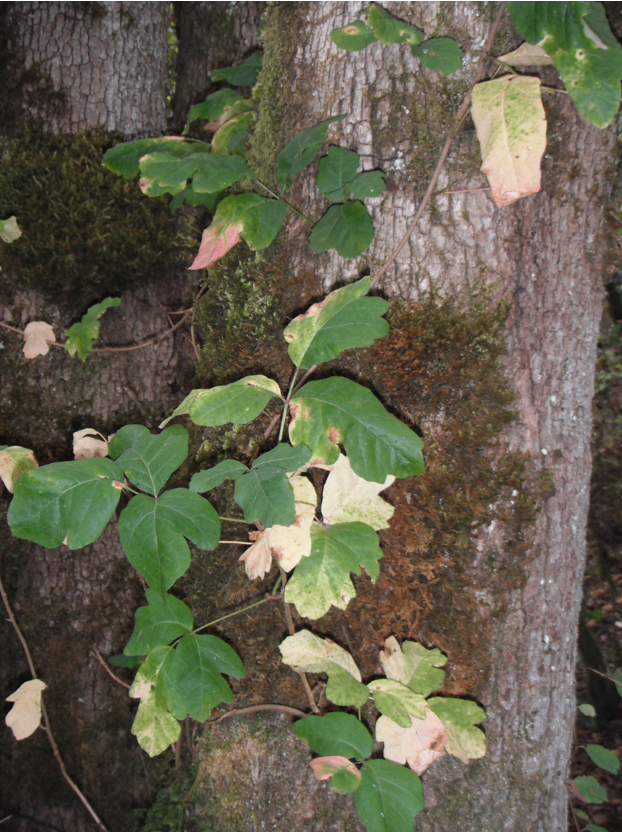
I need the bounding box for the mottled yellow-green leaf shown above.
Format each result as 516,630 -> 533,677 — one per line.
131,688 -> 180,757
0,446 -> 38,493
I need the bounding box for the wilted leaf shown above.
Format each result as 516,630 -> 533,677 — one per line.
8,458 -> 124,549
184,89 -> 245,134
367,679 -> 427,727
64,297 -> 122,360
283,277 -> 389,370
497,42 -> 554,66
311,757 -> 362,794
176,376 -> 282,427
119,489 -> 220,592
0,216 -> 22,243
376,712 -> 447,774
285,521 -> 383,619
0,446 -> 38,493
471,75 -> 546,209
277,116 -> 346,192
355,759 -> 424,832
292,712 -> 373,759
190,459 -> 249,492
322,453 -> 394,529
413,38 -> 463,75
573,775 -> 608,804
5,679 -> 47,740
125,589 -> 193,655
211,51 -> 262,86
330,19 -> 378,51
317,146 -> 360,202
189,194 -> 287,270
280,630 -> 368,707
585,744 -> 620,774
131,688 -> 180,757
309,201 -> 375,259
506,1 -> 622,128
289,377 -> 425,481
380,637 -> 447,698
108,424 -> 188,496
366,4 -> 424,46
73,428 -> 108,460
23,321 -> 56,359
426,697 -> 486,762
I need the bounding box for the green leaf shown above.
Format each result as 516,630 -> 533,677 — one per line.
211,51 -> 262,86
585,823 -> 608,832
379,637 -> 447,697
190,459 -> 249,493
0,216 -> 22,243
285,522 -> 383,619
309,201 -> 374,259
367,679 -> 427,727
158,389 -> 203,429
108,424 -> 188,496
234,465 -> 295,527
348,170 -> 386,199
355,759 -> 424,832
125,589 -> 193,655
8,458 -> 123,548
317,146 -> 360,202
211,110 -> 254,155
366,5 -> 424,46
139,152 -> 252,194
250,443 -> 312,473
412,38 -> 464,75
289,377 -> 425,481
189,195 -> 287,270
578,703 -> 596,717
323,761 -> 362,795
184,89 -> 244,133
330,20 -> 378,51
276,115 -> 346,192
279,630 -> 368,708
613,668 -> 622,698
64,297 -> 122,360
292,712 -> 373,759
183,375 -> 282,427
426,697 -> 486,762
506,1 -> 622,128
574,809 -> 590,821
159,634 -> 245,722
585,744 -> 620,774
131,688 -> 180,757
119,489 -> 220,592
169,186 -> 226,215
109,654 -> 143,670
102,137 -> 188,179
573,775 -> 608,804
283,277 -> 388,370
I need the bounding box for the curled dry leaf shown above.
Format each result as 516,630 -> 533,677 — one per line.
376,711 -> 447,774
497,42 -> 553,66
471,75 -> 546,208
0,446 -> 38,493
5,679 -> 47,740
23,321 -> 56,359
73,428 -> 109,460
240,475 -> 316,579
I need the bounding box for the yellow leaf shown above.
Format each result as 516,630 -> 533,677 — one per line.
5,679 -> 47,740
23,321 -> 56,359
471,75 -> 547,208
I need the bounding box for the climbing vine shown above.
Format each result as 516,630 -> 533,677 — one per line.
2,3 -> 622,832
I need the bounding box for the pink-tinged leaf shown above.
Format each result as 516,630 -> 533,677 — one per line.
23,321 -> 56,359
376,710 -> 448,774
310,756 -> 361,782
239,531 -> 273,580
189,220 -> 242,270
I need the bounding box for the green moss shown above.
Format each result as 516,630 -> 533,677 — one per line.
0,128 -> 198,311
138,764 -> 200,832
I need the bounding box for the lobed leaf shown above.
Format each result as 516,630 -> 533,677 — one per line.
471,75 -> 546,209
139,152 -> 252,194
380,637 -> 447,698
354,759 -> 424,832
23,321 -> 56,359
292,712 -> 373,759
8,458 -> 124,549
321,453 -> 394,530
64,297 -> 122,360
131,688 -> 180,757
119,489 -> 220,592
189,194 -> 287,270
179,376 -> 282,427
283,277 -> 389,370
190,459 -> 249,493
426,697 -> 486,762
125,589 -> 193,655
412,38 -> 464,75
211,51 -> 262,86
367,679 -> 427,727
289,376 -> 425,481
285,522 -> 383,619
309,201 -> 375,259
109,424 -> 188,496
277,115 -> 346,192
5,679 -> 47,741
234,465 -> 295,527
